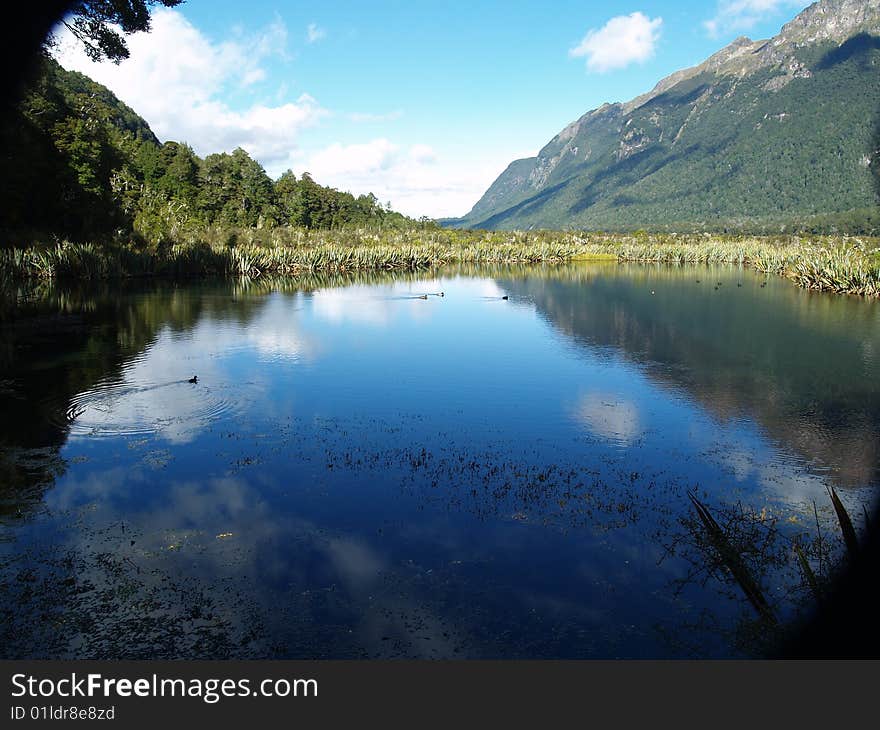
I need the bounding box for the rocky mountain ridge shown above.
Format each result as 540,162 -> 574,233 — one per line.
454,0 -> 880,231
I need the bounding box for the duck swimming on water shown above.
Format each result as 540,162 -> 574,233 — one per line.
188,375 -> 198,384
502,295 -> 509,300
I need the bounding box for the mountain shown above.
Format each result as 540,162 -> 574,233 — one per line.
452,0 -> 880,232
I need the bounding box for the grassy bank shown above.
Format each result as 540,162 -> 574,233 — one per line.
2,229 -> 879,297
596,232 -> 880,297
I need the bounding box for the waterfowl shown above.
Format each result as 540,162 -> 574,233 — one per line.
188,375 -> 198,384
502,295 -> 509,300
418,294 -> 428,300
760,282 -> 767,288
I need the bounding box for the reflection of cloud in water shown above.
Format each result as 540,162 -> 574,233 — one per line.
574,393 -> 641,446
310,277 -> 514,327
475,279 -> 507,299
36,469 -> 467,657
755,460 -> 843,513
311,280 -> 445,326
325,537 -> 385,592
207,295 -> 315,362
247,328 -> 312,361
707,436 -> 860,518
312,286 -> 398,326
65,296 -> 314,444
718,449 -> 756,483
67,352 -> 229,444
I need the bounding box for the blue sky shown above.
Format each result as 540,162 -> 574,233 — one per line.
53,0 -> 812,218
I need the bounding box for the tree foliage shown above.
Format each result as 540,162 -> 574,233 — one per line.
52,1 -> 184,63
0,57 -> 420,248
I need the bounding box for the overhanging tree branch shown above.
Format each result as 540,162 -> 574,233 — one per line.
49,1 -> 184,63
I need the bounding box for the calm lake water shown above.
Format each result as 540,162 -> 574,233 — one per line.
1,263 -> 878,658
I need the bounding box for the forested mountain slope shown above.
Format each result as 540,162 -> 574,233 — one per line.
0,57 -> 414,247
452,0 -> 880,233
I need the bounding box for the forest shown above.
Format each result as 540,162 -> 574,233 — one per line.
0,55 -> 424,251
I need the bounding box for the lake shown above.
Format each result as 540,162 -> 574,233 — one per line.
1,262 -> 878,658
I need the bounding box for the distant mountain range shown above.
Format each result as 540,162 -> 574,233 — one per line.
449,0 -> 880,232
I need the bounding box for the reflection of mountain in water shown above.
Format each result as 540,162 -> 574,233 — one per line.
501,264 -> 880,487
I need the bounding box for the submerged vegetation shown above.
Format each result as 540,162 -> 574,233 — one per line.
678,487 -> 874,656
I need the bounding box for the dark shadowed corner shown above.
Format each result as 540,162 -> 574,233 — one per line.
0,1 -> 71,114
781,52 -> 880,658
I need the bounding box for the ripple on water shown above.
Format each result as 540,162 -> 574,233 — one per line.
47,360 -> 245,440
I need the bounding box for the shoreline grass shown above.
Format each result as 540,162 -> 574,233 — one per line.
2,229 -> 879,297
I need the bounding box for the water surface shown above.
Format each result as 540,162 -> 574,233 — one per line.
1,263 -> 878,658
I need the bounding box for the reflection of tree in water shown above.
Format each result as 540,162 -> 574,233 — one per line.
497,264 -> 879,654
502,264 -> 880,487
2,266 -> 877,657
0,280 -> 272,519
657,489 -> 866,657
0,264 -> 548,519
0,264 -> 549,520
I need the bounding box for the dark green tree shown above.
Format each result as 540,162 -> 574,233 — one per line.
197,148 -> 277,227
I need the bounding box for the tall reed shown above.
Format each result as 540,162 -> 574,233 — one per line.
2,229 -> 878,297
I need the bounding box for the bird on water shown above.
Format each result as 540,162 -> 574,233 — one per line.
188,375 -> 198,384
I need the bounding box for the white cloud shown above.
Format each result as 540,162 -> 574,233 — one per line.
409,144 -> 437,164
703,1 -> 806,38
306,138 -> 401,178
348,110 -> 404,123
569,12 -> 663,73
240,68 -> 267,86
51,8 -> 327,167
48,8 -> 528,219
291,139 -> 510,218
306,22 -> 326,44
